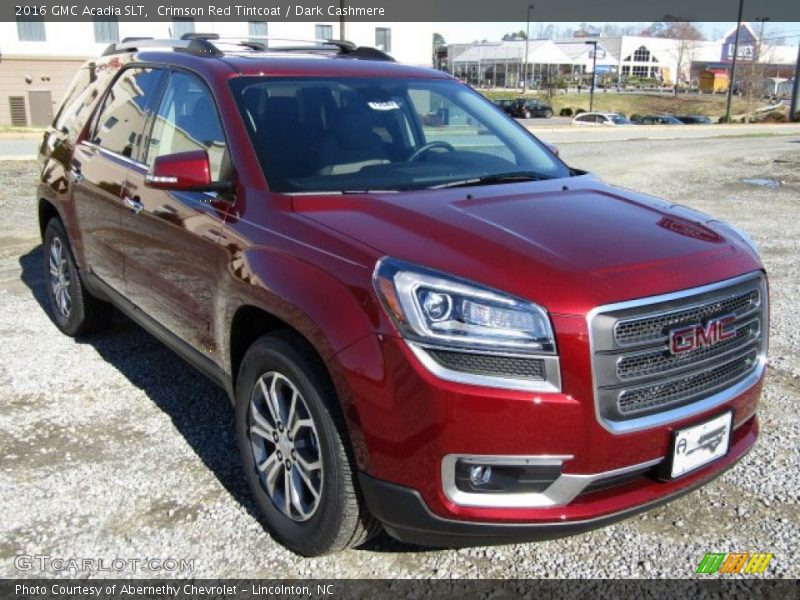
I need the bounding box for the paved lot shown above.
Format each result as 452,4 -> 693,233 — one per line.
0,138 -> 40,160
0,134 -> 798,578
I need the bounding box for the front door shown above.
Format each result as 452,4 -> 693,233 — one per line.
122,70 -> 232,356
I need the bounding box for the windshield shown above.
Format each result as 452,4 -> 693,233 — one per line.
610,115 -> 631,124
229,76 -> 571,193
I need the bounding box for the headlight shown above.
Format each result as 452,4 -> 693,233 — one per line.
373,257 -> 556,354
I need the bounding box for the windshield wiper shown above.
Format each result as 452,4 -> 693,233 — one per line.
427,171 -> 554,190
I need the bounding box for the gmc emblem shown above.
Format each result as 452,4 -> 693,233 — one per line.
669,314 -> 736,355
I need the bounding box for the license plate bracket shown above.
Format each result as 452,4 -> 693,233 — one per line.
662,411 -> 734,480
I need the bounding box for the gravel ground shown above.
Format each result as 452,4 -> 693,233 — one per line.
0,134 -> 798,579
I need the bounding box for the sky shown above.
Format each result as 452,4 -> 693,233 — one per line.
434,21 -> 800,45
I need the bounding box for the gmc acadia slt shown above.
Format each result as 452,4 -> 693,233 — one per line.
37,35 -> 768,555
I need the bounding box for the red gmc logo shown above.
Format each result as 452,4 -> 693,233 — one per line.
669,314 -> 737,355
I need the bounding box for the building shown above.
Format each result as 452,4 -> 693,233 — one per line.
553,41 -> 618,79
443,25 -> 797,91
448,40 -> 575,88
689,24 -> 799,90
0,20 -> 433,126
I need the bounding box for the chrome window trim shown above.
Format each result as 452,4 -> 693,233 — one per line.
407,342 -> 562,393
441,454 -> 662,508
587,271 -> 768,435
82,141 -> 148,169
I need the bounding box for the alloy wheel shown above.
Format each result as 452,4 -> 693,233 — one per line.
247,371 -> 323,522
49,237 -> 72,318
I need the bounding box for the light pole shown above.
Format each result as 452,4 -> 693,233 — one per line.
585,40 -> 598,112
755,17 -> 770,60
791,42 -> 800,121
724,0 -> 745,123
522,4 -> 534,94
339,0 -> 345,40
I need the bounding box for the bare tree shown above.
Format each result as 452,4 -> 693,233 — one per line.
643,20 -> 704,41
737,43 -> 776,121
642,22 -> 705,93
670,38 -> 703,93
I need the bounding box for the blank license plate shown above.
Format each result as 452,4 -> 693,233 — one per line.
670,411 -> 733,478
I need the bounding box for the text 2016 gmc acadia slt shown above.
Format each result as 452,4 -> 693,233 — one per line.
37,35 -> 768,556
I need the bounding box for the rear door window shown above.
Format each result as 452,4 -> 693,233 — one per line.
91,68 -> 164,159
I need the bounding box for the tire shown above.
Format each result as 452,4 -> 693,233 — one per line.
235,332 -> 379,556
544,110 -> 553,119
523,110 -> 531,119
43,218 -> 112,337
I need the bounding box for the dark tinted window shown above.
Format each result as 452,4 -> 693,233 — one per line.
53,62 -> 118,140
146,71 -> 227,180
91,68 -> 163,158
230,76 -> 570,193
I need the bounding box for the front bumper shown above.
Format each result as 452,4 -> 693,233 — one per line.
359,415 -> 757,546
333,324 -> 763,544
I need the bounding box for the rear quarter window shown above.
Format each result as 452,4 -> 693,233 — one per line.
53,61 -> 118,141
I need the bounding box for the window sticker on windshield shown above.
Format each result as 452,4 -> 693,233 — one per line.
368,101 -> 401,111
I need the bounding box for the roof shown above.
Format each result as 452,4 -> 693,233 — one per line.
553,41 -> 618,65
450,40 -> 573,64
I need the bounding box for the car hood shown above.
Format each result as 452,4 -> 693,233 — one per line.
292,174 -> 761,315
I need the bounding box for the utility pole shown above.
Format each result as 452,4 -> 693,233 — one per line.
724,0 -> 745,123
585,40 -> 598,112
339,0 -> 345,41
791,42 -> 800,121
755,17 -> 769,61
522,4 -> 534,94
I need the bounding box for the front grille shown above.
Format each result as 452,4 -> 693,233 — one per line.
590,273 -> 767,426
426,349 -> 545,380
618,349 -> 759,415
616,318 -> 760,381
614,289 -> 759,346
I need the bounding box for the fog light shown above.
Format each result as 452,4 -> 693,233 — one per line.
469,465 -> 492,486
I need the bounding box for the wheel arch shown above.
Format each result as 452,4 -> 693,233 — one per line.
38,197 -> 61,238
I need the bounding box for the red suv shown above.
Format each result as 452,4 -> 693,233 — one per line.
38,35 -> 768,556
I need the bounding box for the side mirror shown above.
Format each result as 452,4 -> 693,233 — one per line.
145,150 -> 231,192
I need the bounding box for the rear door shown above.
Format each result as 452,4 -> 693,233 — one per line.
70,67 -> 165,293
122,69 -> 232,355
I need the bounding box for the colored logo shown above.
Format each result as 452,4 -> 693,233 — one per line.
696,552 -> 774,574
669,314 -> 736,355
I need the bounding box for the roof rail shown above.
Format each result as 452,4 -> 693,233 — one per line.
102,37 -> 222,57
102,34 -> 394,62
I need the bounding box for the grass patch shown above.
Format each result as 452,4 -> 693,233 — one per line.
480,90 -> 753,118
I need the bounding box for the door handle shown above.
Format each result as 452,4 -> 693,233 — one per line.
123,196 -> 144,215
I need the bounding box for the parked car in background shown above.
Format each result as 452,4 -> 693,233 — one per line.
676,115 -> 714,125
492,98 -> 518,116
635,114 -> 685,125
509,99 -> 554,119
571,112 -> 633,126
